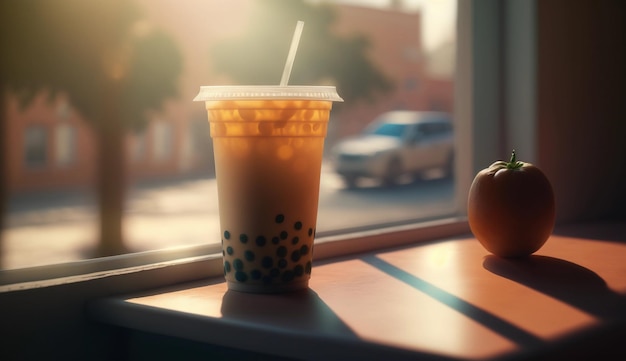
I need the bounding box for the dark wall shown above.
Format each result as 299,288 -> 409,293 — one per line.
537,0 -> 626,222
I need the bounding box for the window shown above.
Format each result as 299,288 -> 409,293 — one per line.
23,126 -> 47,168
152,120 -> 173,162
2,0 -> 500,280
404,77 -> 419,91
54,124 -> 76,166
131,130 -> 147,162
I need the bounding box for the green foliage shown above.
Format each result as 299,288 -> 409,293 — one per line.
210,0 -> 393,103
124,29 -> 182,130
0,0 -> 182,129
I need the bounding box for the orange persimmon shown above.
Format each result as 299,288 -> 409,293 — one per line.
468,150 -> 556,258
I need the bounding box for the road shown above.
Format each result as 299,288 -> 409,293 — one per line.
2,163 -> 456,270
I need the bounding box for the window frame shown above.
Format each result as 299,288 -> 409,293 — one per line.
152,119 -> 174,162
23,125 -> 48,169
131,129 -> 148,163
0,0 -> 534,294
54,123 -> 77,166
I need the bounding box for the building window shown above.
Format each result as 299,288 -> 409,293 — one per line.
403,46 -> 421,62
152,120 -> 173,162
24,125 -> 47,168
131,130 -> 147,163
405,77 -> 419,91
54,123 -> 76,166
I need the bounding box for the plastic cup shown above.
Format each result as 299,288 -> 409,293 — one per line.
194,85 -> 343,293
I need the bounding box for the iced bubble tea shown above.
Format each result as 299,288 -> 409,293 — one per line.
194,86 -> 343,293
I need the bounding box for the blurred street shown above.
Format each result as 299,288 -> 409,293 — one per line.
2,162 -> 456,270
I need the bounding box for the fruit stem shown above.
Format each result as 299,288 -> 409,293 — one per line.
506,150 -> 523,169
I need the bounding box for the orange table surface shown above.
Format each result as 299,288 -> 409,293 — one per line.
89,222 -> 626,360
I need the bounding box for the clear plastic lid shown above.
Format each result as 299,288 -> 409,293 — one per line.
193,85 -> 343,102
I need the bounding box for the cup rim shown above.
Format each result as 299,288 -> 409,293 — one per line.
193,85 -> 344,102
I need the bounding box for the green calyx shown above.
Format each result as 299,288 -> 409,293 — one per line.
493,150 -> 524,170
505,150 -> 524,169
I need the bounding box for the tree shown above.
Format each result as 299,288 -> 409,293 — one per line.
210,0 -> 393,104
0,0 -> 182,260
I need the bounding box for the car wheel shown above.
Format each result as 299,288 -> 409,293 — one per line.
382,157 -> 403,186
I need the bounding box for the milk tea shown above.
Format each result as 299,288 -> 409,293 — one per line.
198,90 -> 341,293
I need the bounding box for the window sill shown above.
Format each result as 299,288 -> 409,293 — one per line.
1,216 -> 467,291
87,221 -> 626,360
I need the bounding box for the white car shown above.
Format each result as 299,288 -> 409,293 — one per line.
331,111 -> 454,188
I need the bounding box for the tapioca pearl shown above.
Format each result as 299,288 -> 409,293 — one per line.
308,228 -> 313,237
226,246 -> 234,256
244,250 -> 255,262
275,214 -> 285,224
278,259 -> 288,269
277,246 -> 287,258
305,261 -> 312,274
300,245 -> 309,255
224,261 -> 232,273
270,268 -> 280,277
255,236 -> 267,247
294,264 -> 304,277
261,256 -> 273,269
239,234 -> 248,243
280,231 -> 288,240
292,236 -> 299,245
262,276 -> 273,284
271,236 -> 280,245
224,230 -> 231,240
291,250 -> 301,262
235,271 -> 248,282
281,270 -> 295,283
233,259 -> 244,271
294,221 -> 302,230
250,269 -> 262,280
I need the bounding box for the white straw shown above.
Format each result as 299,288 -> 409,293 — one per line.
280,21 -> 305,86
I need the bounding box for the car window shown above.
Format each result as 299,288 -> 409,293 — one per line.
368,122 -> 409,138
419,123 -> 433,136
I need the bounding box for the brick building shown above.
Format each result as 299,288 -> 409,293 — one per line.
4,1 -> 453,193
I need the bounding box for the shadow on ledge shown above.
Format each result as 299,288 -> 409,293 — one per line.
483,255 -> 626,320
221,288 -> 357,338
